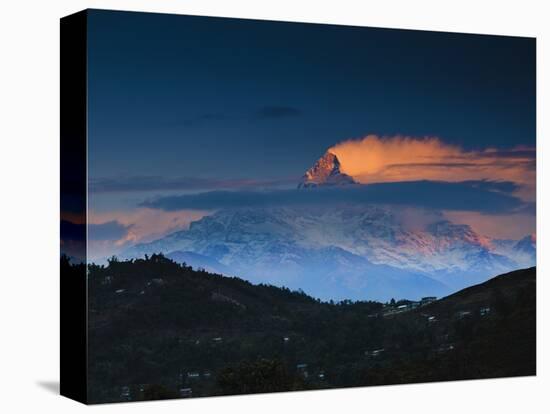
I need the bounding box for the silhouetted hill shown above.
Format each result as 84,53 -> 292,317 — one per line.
86,256 -> 535,403
425,266 -> 535,314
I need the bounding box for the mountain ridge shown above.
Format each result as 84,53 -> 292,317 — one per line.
122,206 -> 533,301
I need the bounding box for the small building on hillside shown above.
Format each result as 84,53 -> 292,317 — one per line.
421,296 -> 437,306
120,386 -> 131,401
457,310 -> 472,319
366,348 -> 385,358
436,344 -> 455,353
179,388 -> 193,398
296,363 -> 309,378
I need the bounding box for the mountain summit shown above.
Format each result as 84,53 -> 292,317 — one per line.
298,151 -> 356,188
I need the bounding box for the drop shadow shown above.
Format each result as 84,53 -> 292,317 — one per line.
36,380 -> 60,395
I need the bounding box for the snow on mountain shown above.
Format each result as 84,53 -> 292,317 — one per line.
122,205 -> 531,301
492,234 -> 536,268
121,153 -> 534,301
298,151 -> 356,188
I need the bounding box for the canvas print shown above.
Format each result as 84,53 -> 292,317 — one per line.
60,9 -> 536,404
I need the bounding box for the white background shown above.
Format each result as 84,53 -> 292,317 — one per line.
0,0 -> 548,412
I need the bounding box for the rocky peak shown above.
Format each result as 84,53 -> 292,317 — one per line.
298,151 -> 356,188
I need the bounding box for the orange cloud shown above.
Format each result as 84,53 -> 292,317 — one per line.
90,208 -> 208,243
329,135 -> 535,201
88,208 -> 209,261
443,210 -> 535,240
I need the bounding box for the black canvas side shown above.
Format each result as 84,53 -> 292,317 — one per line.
60,10 -> 88,404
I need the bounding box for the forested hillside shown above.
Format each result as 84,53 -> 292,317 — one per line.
79,255 -> 535,403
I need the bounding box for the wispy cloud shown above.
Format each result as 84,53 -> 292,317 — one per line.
328,135 -> 535,201
62,219 -> 132,242
63,219 -> 135,261
177,105 -> 304,126
89,208 -> 208,245
139,180 -> 526,214
87,208 -> 209,261
443,210 -> 535,240
88,220 -> 132,241
90,176 -> 297,193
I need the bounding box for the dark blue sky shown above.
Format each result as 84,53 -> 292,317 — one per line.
87,9 -> 535,183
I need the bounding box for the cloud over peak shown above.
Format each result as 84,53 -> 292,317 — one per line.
140,180 -> 525,214
329,135 -> 535,201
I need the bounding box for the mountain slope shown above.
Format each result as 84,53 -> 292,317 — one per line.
123,205 -> 530,300
86,257 -> 536,402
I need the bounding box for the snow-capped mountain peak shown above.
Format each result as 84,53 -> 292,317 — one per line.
122,205 -> 534,301
298,151 -> 356,188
